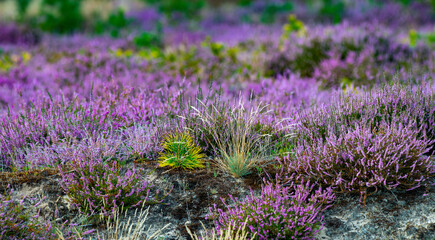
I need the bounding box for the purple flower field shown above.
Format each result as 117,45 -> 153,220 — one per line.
0,0 -> 434,239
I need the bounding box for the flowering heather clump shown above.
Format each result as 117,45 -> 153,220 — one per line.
282,121 -> 434,202
296,82 -> 435,151
267,38 -> 330,78
121,123 -> 165,161
0,95 -> 124,171
59,157 -> 169,223
280,83 -> 435,201
0,24 -> 40,45
159,131 -> 206,170
0,188 -> 57,240
206,180 -> 334,240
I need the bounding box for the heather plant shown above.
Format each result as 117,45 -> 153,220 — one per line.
151,40 -> 246,81
0,187 -> 57,240
271,25 -> 433,86
206,179 -> 334,240
5,127 -> 129,173
281,121 -> 434,202
59,157 -> 169,223
314,36 -> 431,88
295,82 -> 435,151
0,95 -> 123,171
314,49 -> 379,89
0,85 -> 177,171
121,123 -> 165,162
283,82 -> 435,201
158,131 -> 206,170
267,38 -> 331,78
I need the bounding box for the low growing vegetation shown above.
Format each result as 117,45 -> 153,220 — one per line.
0,0 -> 434,239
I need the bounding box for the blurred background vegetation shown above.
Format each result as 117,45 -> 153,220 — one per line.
0,0 -> 434,34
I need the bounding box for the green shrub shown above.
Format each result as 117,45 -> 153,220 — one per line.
159,131 -> 206,170
319,0 -> 345,24
93,9 -> 132,37
134,31 -> 163,49
39,0 -> 84,33
16,0 -> 31,19
267,38 -> 331,78
143,0 -> 205,22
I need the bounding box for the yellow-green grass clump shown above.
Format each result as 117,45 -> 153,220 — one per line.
159,132 -> 206,170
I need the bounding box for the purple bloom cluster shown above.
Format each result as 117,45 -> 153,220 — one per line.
282,121 -> 434,201
59,157 -> 169,222
206,179 -> 334,240
279,83 -> 435,201
0,24 -> 40,46
1,1 -> 435,239
0,188 -> 56,240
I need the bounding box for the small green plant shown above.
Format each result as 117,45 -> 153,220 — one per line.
283,14 -> 306,37
202,37 -> 226,58
271,136 -> 295,158
0,54 -> 14,73
134,31 -> 163,49
159,132 -> 206,170
409,28 -> 435,48
0,51 -> 31,73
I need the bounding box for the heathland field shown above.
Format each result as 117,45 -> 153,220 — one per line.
0,0 -> 434,239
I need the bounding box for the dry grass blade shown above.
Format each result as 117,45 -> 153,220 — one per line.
185,219 -> 255,240
192,99 -> 274,177
96,201 -> 170,240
